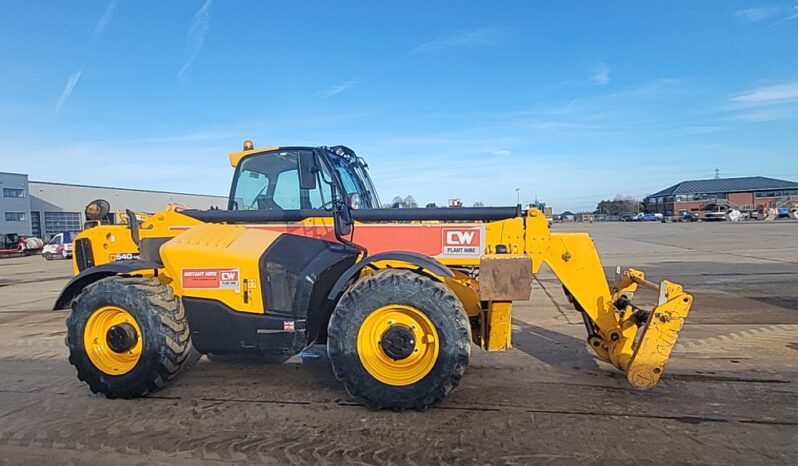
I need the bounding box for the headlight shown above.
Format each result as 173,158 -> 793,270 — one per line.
348,193 -> 361,210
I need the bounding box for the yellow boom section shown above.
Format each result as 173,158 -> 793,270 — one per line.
524,208 -> 693,388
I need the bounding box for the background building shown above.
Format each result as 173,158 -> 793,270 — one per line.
0,172 -> 32,236
1,172 -> 226,240
644,176 -> 798,218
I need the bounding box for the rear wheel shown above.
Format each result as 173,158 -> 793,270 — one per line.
327,269 -> 470,410
66,276 -> 196,398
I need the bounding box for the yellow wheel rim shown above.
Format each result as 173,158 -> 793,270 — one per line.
83,306 -> 143,375
357,304 -> 439,386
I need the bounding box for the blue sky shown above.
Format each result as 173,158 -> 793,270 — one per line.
1,1 -> 797,211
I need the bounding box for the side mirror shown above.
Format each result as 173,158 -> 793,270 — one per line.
298,151 -> 318,190
333,200 -> 353,237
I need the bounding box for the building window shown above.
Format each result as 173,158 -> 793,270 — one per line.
43,212 -> 81,237
2,188 -> 24,198
754,190 -> 796,198
30,211 -> 41,238
675,193 -> 727,201
4,212 -> 26,221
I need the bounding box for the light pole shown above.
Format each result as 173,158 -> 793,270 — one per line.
515,188 -> 520,206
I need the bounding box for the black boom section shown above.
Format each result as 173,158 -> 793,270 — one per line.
181,205 -> 524,223
258,235 -> 359,345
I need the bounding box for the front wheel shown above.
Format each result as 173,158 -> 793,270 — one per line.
66,276 -> 197,398
327,269 -> 470,410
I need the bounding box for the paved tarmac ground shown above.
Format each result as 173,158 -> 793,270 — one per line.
0,221 -> 796,465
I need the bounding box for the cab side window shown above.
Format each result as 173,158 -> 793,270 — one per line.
233,170 -> 270,210
272,170 -> 301,209
232,150 -> 334,210
309,159 -> 334,209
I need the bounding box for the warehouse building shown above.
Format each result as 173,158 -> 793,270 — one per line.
644,176 -> 798,218
1,172 -> 226,240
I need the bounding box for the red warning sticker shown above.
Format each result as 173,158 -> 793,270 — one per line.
182,268 -> 240,291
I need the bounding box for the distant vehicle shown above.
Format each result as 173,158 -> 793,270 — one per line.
727,209 -> 743,222
703,211 -> 727,222
42,232 -> 74,261
678,212 -> 699,222
630,213 -> 663,222
0,233 -> 44,257
620,213 -> 636,222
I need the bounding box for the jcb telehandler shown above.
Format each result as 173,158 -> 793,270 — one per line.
56,142 -> 693,410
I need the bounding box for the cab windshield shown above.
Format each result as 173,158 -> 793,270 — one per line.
353,160 -> 381,208
326,152 -> 381,208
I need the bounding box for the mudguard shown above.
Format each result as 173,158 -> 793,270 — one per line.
327,251 -> 455,301
53,261 -> 161,310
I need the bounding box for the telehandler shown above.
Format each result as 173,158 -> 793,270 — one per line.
56,142 -> 693,410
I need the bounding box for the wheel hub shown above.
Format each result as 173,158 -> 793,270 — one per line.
106,322 -> 139,353
84,306 -> 143,375
380,326 -> 415,360
356,304 -> 440,386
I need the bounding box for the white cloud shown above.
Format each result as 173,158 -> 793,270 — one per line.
590,63 -> 610,85
321,80 -> 357,98
178,0 -> 213,79
735,5 -> 798,24
732,81 -> 798,104
727,108 -> 791,122
412,27 -> 504,54
94,0 -> 120,38
735,7 -> 780,22
55,70 -> 82,113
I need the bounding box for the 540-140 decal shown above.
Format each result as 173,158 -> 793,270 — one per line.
109,253 -> 141,261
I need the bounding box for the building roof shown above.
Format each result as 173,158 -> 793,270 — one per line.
28,180 -> 227,199
647,176 -> 798,198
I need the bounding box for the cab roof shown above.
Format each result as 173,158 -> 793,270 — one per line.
227,145 -> 360,167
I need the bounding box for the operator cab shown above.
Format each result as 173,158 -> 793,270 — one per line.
228,143 -> 381,212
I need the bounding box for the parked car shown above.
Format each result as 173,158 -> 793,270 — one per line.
703,211 -> 727,221
42,232 -> 74,261
678,212 -> 699,222
630,213 -> 664,222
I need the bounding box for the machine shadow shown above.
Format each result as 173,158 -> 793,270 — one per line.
183,344 -> 341,393
510,319 -> 601,372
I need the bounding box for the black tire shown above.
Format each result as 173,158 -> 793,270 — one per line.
327,269 -> 470,411
66,276 -> 197,398
43,253 -> 54,261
